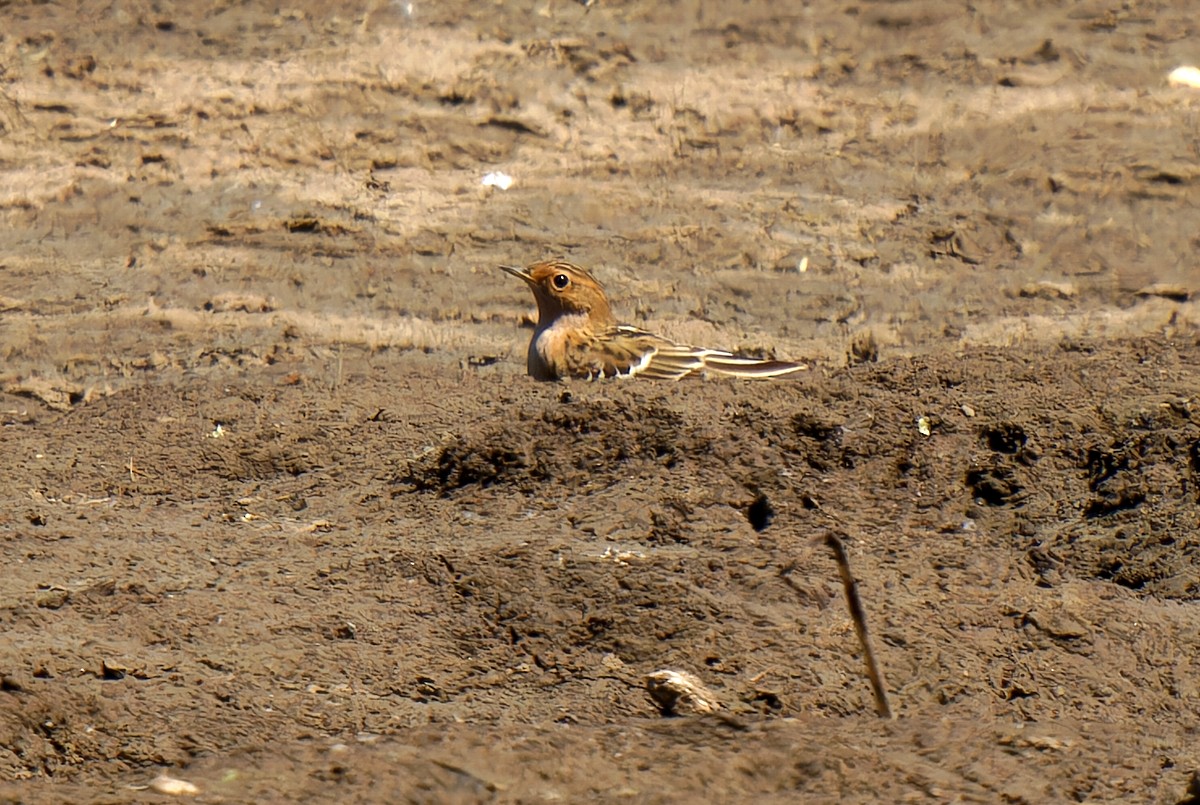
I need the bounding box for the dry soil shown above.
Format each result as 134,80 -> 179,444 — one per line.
2,1 -> 1200,802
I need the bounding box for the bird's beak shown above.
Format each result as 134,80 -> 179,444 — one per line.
499,264 -> 535,284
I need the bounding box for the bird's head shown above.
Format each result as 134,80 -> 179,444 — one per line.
499,260 -> 613,324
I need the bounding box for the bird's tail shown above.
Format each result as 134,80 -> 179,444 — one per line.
701,353 -> 808,379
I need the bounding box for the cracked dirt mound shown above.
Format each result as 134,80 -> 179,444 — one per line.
409,340 -> 1200,601
3,338 -> 1199,802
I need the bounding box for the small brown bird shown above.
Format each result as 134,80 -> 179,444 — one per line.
499,260 -> 807,381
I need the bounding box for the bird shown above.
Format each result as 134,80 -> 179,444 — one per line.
499,260 -> 808,381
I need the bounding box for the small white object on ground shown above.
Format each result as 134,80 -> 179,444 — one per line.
1167,66 -> 1200,89
481,172 -> 514,190
644,669 -> 720,715
149,772 -> 200,796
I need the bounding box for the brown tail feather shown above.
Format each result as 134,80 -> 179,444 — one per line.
701,354 -> 808,379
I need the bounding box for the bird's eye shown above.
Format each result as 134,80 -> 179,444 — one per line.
552,273 -> 570,290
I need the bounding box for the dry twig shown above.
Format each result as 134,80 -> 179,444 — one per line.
824,532 -> 894,719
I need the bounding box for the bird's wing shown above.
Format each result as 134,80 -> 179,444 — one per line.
555,325 -> 690,380
556,325 -> 666,379
635,342 -> 711,380
612,325 -> 722,380
628,326 -> 808,380
569,324 -> 806,381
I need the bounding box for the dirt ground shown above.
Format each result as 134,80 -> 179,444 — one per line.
2,0 -> 1200,801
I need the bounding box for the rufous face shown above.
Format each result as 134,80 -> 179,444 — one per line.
500,261 -> 612,320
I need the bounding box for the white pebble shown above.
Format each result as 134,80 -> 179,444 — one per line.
1167,66 -> 1200,89
481,171 -> 514,190
150,772 -> 200,796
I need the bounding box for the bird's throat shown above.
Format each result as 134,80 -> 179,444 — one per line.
530,312 -> 593,380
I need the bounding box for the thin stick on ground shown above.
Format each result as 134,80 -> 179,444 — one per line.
824,532 -> 894,719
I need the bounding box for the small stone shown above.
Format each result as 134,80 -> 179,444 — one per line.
149,772 -> 200,796
1167,65 -> 1200,89
644,670 -> 720,716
